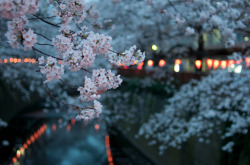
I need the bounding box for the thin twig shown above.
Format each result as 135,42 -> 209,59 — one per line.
82,68 -> 92,74
33,47 -> 63,60
37,43 -> 54,46
34,32 -> 52,41
45,84 -> 84,110
28,16 -> 56,20
32,14 -> 60,28
59,79 -> 78,89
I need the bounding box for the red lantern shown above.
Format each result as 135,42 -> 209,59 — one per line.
147,60 -> 154,67
228,60 -> 235,67
213,60 -> 220,70
158,59 -> 166,67
67,124 -> 71,131
52,124 -> 56,131
206,59 -> 213,70
245,57 -> 250,67
71,118 -> 76,125
95,124 -> 100,130
236,59 -> 243,64
195,60 -> 202,70
220,60 -> 227,69
175,59 -> 182,65
137,62 -> 144,70
12,157 -> 17,163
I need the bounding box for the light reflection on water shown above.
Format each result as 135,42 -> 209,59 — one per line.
19,119 -> 107,165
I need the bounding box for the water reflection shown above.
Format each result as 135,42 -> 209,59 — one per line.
11,117 -> 107,165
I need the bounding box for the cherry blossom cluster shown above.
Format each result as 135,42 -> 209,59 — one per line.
108,45 -> 145,66
139,65 -> 250,154
50,0 -> 86,24
185,26 -> 195,36
86,32 -> 112,55
77,69 -> 122,102
0,0 -> 39,19
5,16 -> 37,49
149,0 -> 249,48
52,34 -> 74,54
38,56 -> 64,83
53,31 -> 113,72
76,100 -> 102,121
0,0 -> 146,121
50,0 -> 99,24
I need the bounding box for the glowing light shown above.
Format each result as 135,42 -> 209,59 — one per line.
105,135 -> 110,147
0,58 -> 38,64
27,140 -> 31,145
9,58 -> 13,63
152,45 -> 158,51
105,135 -> 114,165
216,2 -> 220,5
20,147 -> 25,156
108,156 -> 113,162
235,65 -> 242,73
245,57 -> 250,66
34,132 -> 39,139
213,60 -> 220,70
30,135 -> 35,142
158,59 -> 166,67
206,59 -> 213,70
195,60 -> 202,70
134,60 -> 138,65
147,60 -> 154,67
137,62 -> 144,70
16,150 -> 21,158
23,143 -> 28,149
220,60 -> 227,69
236,59 -> 243,64
71,118 -> 76,125
174,64 -> 180,72
52,124 -> 56,131
67,124 -> 71,131
175,59 -> 182,65
228,60 -> 235,67
95,124 -> 100,130
12,157 -> 17,163
244,36 -> 249,42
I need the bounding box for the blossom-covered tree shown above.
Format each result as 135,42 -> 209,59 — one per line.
0,0 -> 145,120
138,53 -> 250,155
98,0 -> 249,62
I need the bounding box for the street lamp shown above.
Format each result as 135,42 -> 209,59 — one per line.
152,45 -> 158,51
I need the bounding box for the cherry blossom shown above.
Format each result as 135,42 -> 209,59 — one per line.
0,0 -> 145,120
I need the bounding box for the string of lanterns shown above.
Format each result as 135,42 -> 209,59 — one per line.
12,124 -> 47,165
0,58 -> 37,64
119,57 -> 249,72
105,134 -> 114,165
